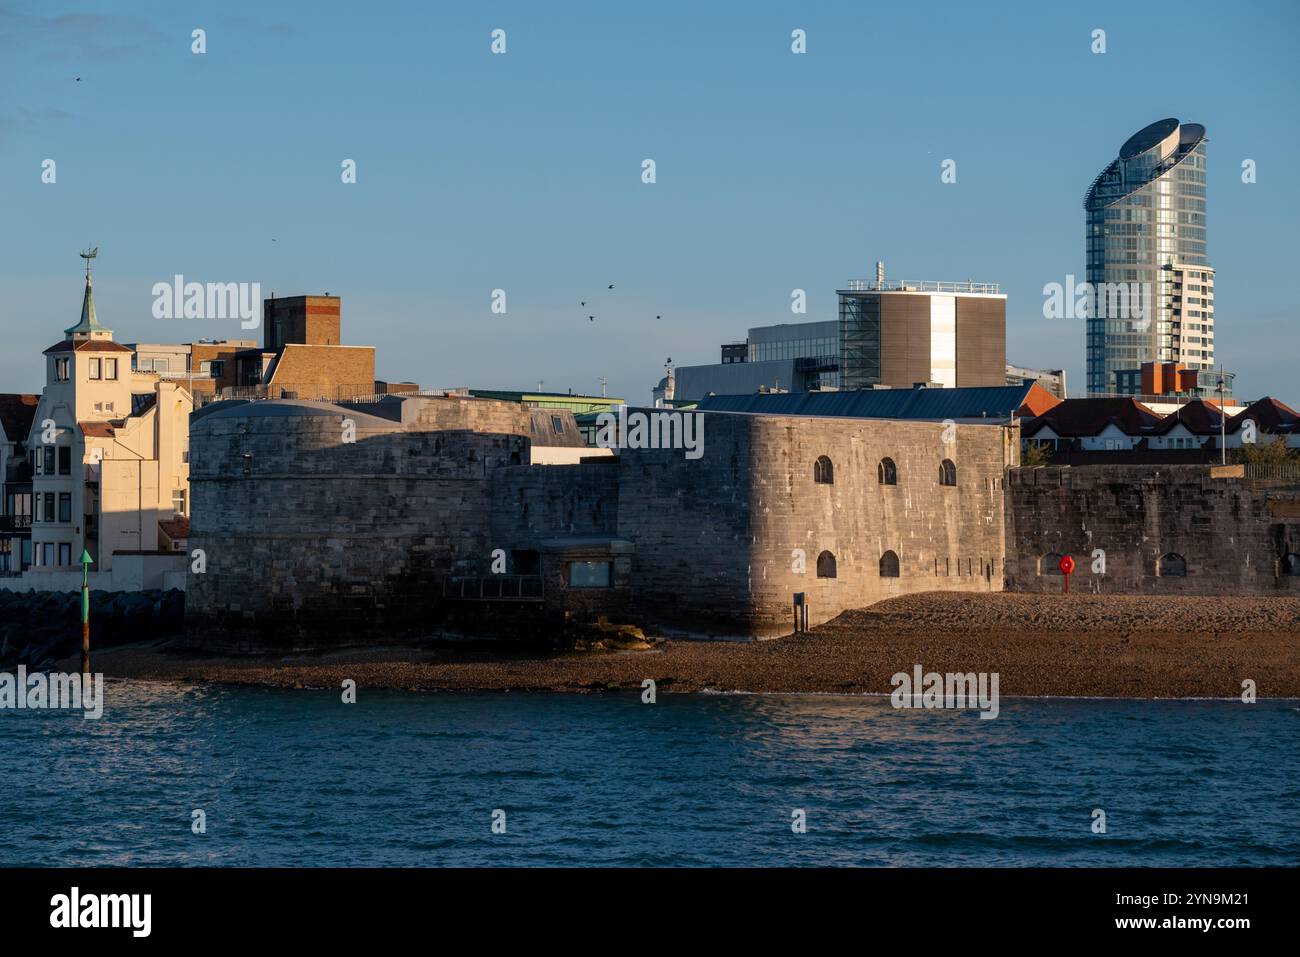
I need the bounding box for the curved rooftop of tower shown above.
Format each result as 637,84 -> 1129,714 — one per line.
1084,118 -> 1207,211
1118,117 -> 1179,160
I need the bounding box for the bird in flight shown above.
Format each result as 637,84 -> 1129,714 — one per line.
588,315 -> 596,322
607,283 -> 615,289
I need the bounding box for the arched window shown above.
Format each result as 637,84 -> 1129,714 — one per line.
1158,553 -> 1186,577
878,457 -> 897,485
1283,554 -> 1300,576
816,550 -> 837,578
879,550 -> 900,578
1040,552 -> 1065,575
939,459 -> 957,486
814,455 -> 834,485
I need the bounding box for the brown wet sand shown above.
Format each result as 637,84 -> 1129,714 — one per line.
79,593 -> 1300,698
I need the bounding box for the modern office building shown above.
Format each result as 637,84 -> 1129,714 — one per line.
1114,360 -> 1233,403
1084,118 -> 1213,394
747,321 -> 840,389
838,277 -> 1006,390
720,342 -> 748,364
663,319 -> 840,402
660,270 -> 1015,402
1006,364 -> 1067,400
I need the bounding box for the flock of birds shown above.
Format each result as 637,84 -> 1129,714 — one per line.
582,283 -> 661,323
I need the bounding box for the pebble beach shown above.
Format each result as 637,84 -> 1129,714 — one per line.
78,592 -> 1300,699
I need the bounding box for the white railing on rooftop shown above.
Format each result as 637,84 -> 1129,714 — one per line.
1085,391 -> 1246,408
842,279 -> 1001,294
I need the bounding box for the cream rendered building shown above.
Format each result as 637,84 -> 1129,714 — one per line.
22,255 -> 191,589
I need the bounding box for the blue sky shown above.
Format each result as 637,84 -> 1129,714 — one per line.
3,0 -> 1297,401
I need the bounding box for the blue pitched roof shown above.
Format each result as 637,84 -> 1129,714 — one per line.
696,385 -> 1034,421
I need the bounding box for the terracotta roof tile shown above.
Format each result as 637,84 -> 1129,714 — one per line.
158,516 -> 190,539
1151,398 -> 1228,435
0,393 -> 39,443
1022,397 -> 1161,438
1228,396 -> 1300,434
43,339 -> 134,355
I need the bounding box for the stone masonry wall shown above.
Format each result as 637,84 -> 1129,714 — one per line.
490,464 -> 618,552
1005,464 -> 1300,594
187,396 -> 530,646
490,412 -> 1012,637
610,412 -> 1012,637
738,414 -> 1011,635
188,396 -> 1015,645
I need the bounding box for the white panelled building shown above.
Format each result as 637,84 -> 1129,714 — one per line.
19,253 -> 192,590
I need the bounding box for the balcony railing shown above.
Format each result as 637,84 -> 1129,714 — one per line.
442,575 -> 544,601
1085,391 -> 1246,408
1244,462 -> 1300,485
842,279 -> 1001,294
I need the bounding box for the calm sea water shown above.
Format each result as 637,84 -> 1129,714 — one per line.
1,682 -> 1297,867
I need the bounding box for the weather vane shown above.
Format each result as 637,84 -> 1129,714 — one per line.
80,245 -> 98,281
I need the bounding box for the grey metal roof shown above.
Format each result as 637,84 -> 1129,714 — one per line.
674,358 -> 800,402
696,385 -> 1034,421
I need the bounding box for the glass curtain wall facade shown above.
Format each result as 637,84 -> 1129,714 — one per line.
1084,118 -> 1210,394
839,294 -> 881,391
747,321 -> 840,389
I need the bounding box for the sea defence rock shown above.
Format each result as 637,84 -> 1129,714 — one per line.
0,588 -> 184,671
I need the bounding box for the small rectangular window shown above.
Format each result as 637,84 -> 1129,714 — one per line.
43,494 -> 55,522
59,543 -> 71,567
569,560 -> 610,588
172,489 -> 187,515
58,493 -> 71,523
58,446 -> 71,475
55,357 -> 70,381
44,447 -> 55,474
89,357 -> 102,379
105,358 -> 117,379
552,416 -> 565,435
